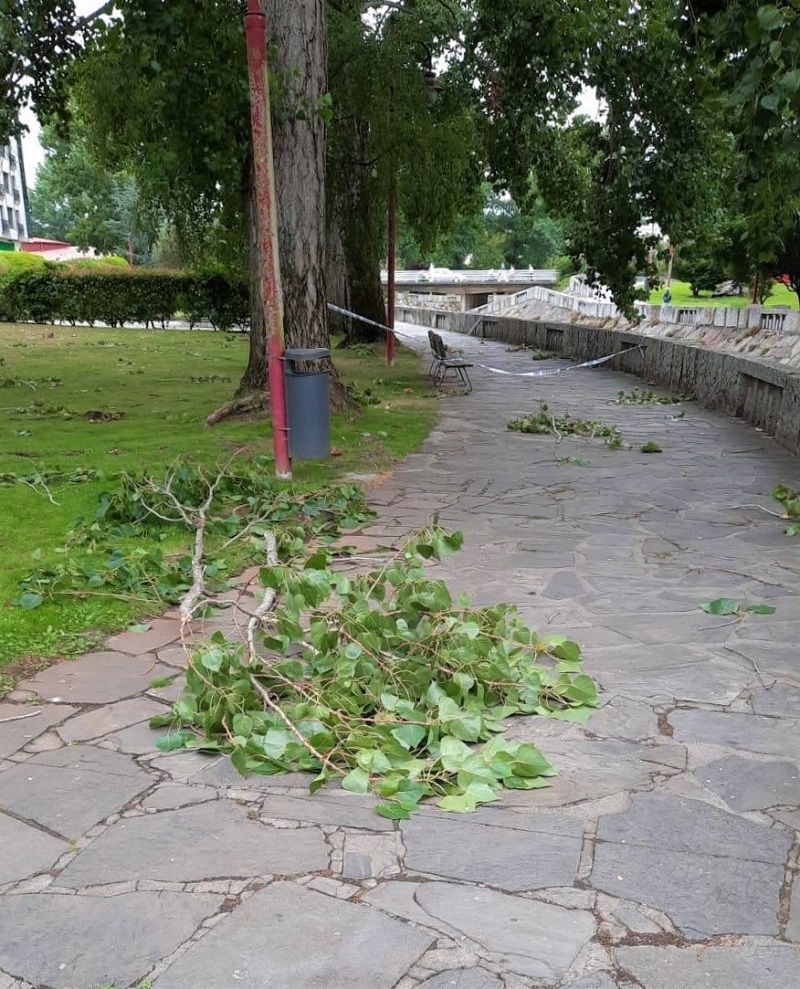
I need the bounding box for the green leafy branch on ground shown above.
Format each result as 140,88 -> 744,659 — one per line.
152,526 -> 598,819
0,376 -> 63,389
699,597 -> 776,620
1,401 -> 78,419
773,484 -> 800,536
507,402 -> 624,448
0,467 -> 103,489
614,387 -> 694,406
17,459 -> 374,613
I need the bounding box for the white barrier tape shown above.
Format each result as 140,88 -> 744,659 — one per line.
472,345 -> 644,378
327,302 -> 643,379
327,303 -> 418,340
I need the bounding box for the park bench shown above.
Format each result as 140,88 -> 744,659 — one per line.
427,330 -> 474,392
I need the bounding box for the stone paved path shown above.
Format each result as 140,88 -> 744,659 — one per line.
2,323 -> 800,988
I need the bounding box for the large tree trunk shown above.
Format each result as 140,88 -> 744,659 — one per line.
237,163 -> 269,394
234,2 -> 354,410
265,0 -> 328,352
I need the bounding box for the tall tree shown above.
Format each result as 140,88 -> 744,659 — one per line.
470,0 -> 722,312
28,122 -> 155,259
327,0 -> 482,342
70,0 -> 332,395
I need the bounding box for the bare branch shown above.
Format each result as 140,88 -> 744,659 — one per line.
246,531 -> 278,662
0,710 -> 41,725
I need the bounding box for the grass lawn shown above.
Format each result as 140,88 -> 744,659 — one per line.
0,323 -> 437,685
648,279 -> 799,310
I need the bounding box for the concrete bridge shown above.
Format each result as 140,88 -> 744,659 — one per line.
382,267 -> 559,311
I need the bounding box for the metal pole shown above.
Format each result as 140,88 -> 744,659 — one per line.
387,164 -> 397,366
244,0 -> 292,479
386,82 -> 396,366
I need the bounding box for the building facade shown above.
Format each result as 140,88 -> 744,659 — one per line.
0,137 -> 30,251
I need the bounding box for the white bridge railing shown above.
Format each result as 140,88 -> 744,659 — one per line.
474,281 -> 800,335
382,268 -> 559,286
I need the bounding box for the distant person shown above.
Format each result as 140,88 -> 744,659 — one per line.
662,287 -> 672,306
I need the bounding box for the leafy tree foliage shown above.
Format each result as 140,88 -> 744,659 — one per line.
0,0 -> 85,140
398,186 -> 564,270
327,0 -> 483,341
470,0 -> 723,312
28,123 -> 155,260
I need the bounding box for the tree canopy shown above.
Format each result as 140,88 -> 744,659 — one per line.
5,0 -> 800,338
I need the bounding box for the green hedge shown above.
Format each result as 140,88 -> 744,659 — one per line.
0,252 -> 47,277
0,267 -> 250,331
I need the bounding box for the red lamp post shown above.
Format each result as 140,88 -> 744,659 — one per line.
244,0 -> 292,479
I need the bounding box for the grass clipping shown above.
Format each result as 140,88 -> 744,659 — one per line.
152,526 -> 597,819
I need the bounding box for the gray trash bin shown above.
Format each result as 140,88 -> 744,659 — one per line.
283,347 -> 331,460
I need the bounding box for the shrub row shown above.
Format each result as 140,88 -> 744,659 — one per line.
0,267 -> 250,331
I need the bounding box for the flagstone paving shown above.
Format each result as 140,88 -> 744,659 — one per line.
2,322 -> 800,987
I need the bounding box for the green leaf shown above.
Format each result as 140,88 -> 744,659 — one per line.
156,732 -> 192,752
390,724 -> 427,751
200,648 -> 224,672
782,68 -> 800,94
149,713 -> 175,729
448,710 -> 483,742
309,772 -> 327,795
747,604 -> 776,615
757,5 -> 784,32
699,597 -> 739,616
545,705 -> 595,724
504,775 -> 551,789
464,781 -> 500,804
230,746 -> 248,777
342,767 -> 371,794
439,792 -> 478,813
375,802 -> 411,820
19,592 -> 43,611
511,743 -> 557,778
232,713 -> 254,737
127,622 -> 152,633
304,550 -> 329,571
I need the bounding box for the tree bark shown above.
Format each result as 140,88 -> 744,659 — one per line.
237,2 -> 354,407
265,0 -> 328,353
237,163 -> 269,394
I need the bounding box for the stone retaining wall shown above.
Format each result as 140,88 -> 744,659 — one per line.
398,305 -> 800,457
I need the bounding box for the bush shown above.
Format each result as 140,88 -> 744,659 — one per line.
183,268 -> 250,331
0,252 -> 47,277
0,266 -> 250,329
62,256 -> 130,271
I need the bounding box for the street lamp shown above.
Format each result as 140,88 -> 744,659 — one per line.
386,60 -> 443,366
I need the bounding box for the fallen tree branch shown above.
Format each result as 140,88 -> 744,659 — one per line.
205,394 -> 267,427
179,467 -> 229,627
0,710 -> 41,724
246,531 -> 279,663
